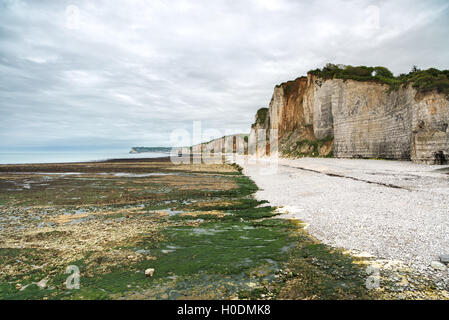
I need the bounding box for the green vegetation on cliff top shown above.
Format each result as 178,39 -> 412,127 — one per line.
251,108 -> 269,129
256,108 -> 269,125
308,64 -> 449,97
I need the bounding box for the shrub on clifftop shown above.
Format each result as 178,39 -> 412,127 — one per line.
255,108 -> 269,125
308,63 -> 449,97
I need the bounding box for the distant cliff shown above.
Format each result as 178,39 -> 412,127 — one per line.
249,64 -> 449,164
130,147 -> 172,154
191,134 -> 249,154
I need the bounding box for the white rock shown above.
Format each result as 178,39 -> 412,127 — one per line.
145,268 -> 155,277
440,254 -> 449,264
19,284 -> 30,291
35,278 -> 48,289
431,261 -> 447,271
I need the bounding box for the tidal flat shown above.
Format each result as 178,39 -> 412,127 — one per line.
0,157 -> 442,300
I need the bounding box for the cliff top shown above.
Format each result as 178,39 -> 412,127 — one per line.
308,63 -> 449,97
255,108 -> 268,124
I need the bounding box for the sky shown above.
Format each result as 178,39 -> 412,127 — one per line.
1,0 -> 449,151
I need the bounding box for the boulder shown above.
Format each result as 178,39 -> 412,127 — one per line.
431,261 -> 447,271
145,268 -> 155,277
440,255 -> 449,264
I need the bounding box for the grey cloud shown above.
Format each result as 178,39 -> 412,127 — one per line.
0,0 -> 448,150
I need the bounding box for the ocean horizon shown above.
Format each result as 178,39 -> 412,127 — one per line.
0,150 -> 170,165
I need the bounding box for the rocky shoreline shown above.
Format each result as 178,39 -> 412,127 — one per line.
1,157 -> 448,299
236,155 -> 449,298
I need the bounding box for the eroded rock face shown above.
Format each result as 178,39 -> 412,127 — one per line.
192,134 -> 248,156
249,74 -> 449,164
330,79 -> 414,160
411,92 -> 449,164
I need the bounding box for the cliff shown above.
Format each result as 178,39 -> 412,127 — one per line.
130,147 -> 172,154
191,134 -> 249,155
249,65 -> 449,164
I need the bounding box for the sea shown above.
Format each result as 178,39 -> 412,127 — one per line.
0,150 -> 171,165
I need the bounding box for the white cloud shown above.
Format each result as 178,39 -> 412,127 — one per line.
255,0 -> 287,11
63,70 -> 106,87
0,0 -> 448,149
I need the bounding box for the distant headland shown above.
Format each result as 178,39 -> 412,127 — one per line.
129,147 -> 172,154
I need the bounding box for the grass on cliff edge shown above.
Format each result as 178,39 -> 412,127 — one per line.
0,161 -> 372,300
308,63 -> 449,97
254,108 -> 269,126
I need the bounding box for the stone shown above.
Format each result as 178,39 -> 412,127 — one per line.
431,261 -> 447,271
145,268 -> 155,277
136,249 -> 151,255
439,255 -> 449,264
35,278 -> 48,289
19,284 -> 30,291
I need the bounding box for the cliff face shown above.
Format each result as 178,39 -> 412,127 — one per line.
192,134 -> 248,155
249,74 -> 449,164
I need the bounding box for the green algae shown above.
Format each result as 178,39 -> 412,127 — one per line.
0,160 -> 377,300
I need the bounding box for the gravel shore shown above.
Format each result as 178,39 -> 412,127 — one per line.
236,156 -> 449,282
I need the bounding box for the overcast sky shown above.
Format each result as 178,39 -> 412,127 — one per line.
1,0 -> 448,151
